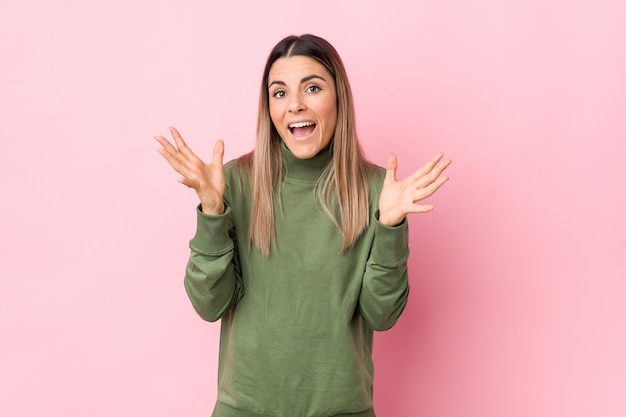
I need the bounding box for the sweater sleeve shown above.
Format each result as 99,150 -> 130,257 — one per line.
183,203 -> 244,322
358,212 -> 410,331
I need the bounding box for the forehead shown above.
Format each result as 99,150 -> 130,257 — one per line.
268,55 -> 333,84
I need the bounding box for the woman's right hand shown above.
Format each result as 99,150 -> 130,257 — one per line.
155,127 -> 226,215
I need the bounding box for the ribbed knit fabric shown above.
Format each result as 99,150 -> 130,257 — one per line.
184,146 -> 410,417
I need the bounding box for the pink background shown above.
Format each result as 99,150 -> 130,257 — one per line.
1,1 -> 625,416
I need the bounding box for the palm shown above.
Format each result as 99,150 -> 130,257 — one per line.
156,127 -> 226,215
378,153 -> 451,227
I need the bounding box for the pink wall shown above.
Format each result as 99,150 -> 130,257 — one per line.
1,1 -> 624,416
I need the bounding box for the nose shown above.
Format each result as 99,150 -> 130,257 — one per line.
287,92 -> 306,113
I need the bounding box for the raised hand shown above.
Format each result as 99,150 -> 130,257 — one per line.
155,127 -> 226,215
378,152 -> 451,227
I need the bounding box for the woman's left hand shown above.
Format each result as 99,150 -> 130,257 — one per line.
378,153 -> 452,227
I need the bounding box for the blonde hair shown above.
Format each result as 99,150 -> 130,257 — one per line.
239,34 -> 373,256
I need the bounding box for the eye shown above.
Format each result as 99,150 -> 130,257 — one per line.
305,85 -> 321,93
272,90 -> 286,99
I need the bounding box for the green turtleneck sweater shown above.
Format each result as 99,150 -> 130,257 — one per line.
184,147 -> 410,417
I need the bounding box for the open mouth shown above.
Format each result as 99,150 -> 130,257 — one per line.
289,121 -> 316,138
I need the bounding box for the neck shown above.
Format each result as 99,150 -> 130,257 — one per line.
282,142 -> 332,182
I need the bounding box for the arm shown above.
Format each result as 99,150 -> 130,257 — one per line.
359,152 -> 451,330
358,214 -> 410,331
155,127 -> 242,321
184,204 -> 244,322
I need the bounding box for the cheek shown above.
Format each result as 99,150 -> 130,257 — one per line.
323,103 -> 338,130
269,103 -> 283,128
320,94 -> 337,126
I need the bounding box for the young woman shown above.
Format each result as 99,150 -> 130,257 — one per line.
156,34 -> 451,417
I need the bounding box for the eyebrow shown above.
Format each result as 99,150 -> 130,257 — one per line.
268,74 -> 327,88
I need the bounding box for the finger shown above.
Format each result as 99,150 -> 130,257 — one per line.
408,204 -> 436,214
212,140 -> 225,167
156,137 -> 196,178
169,126 -> 195,158
157,147 -> 193,178
415,158 -> 452,189
155,135 -> 176,153
156,136 -> 185,165
155,138 -> 182,167
385,153 -> 398,184
178,176 -> 198,189
414,175 -> 450,202
411,153 -> 445,181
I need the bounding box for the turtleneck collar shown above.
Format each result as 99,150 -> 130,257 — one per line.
282,142 -> 333,182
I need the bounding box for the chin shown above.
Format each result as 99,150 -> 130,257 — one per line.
288,146 -> 319,159
282,137 -> 321,159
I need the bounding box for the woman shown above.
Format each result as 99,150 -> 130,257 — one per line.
156,34 -> 450,417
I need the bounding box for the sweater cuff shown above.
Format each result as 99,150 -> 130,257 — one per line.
371,210 -> 409,266
189,203 -> 233,255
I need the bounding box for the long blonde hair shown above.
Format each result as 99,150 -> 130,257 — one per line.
239,34 -> 373,256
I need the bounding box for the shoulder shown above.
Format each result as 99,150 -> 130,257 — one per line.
223,159 -> 239,186
367,162 -> 386,177
223,153 -> 253,196
365,162 -> 386,189
224,151 -> 253,179
224,159 -> 238,175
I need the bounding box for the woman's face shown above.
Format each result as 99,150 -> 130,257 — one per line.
268,55 -> 337,159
